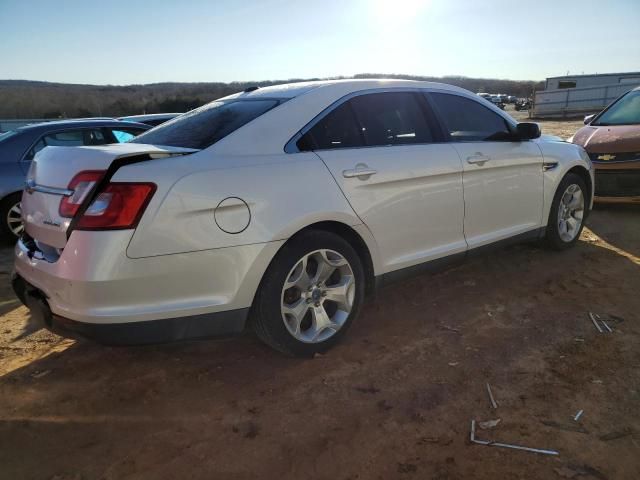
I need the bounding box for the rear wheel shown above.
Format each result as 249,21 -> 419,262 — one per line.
545,173 -> 587,250
252,230 -> 365,356
0,193 -> 24,244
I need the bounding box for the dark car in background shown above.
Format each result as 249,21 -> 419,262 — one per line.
570,87 -> 640,203
0,119 -> 150,242
118,113 -> 181,127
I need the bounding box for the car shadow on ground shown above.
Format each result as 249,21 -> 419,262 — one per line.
586,203 -> 640,258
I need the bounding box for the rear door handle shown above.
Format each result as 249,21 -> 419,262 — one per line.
342,165 -> 377,179
466,153 -> 491,165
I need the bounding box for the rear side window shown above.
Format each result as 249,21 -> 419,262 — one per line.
350,92 -> 433,146
130,100 -> 279,149
430,93 -> 512,141
110,129 -> 141,143
298,102 -> 364,151
25,129 -> 108,160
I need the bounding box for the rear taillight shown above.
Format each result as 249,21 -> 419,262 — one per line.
59,171 -> 104,218
75,183 -> 156,230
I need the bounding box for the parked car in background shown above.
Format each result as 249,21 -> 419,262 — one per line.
0,119 -> 150,242
570,86 -> 640,203
118,113 -> 182,127
489,95 -> 505,109
515,98 -> 532,111
13,80 -> 593,356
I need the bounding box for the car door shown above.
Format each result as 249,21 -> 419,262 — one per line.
298,91 -> 466,274
428,91 -> 544,249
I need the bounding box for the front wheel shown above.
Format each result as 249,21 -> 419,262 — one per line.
252,230 -> 365,356
545,173 -> 588,250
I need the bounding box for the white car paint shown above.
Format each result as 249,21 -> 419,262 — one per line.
14,79 -> 594,345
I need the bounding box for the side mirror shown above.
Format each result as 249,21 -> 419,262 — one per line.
584,114 -> 596,125
516,122 -> 541,140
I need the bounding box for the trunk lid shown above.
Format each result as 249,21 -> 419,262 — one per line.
22,143 -> 196,249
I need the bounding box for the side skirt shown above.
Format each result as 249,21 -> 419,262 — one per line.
374,227 -> 546,289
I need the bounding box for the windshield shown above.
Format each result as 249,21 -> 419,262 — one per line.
130,99 -> 280,149
592,90 -> 640,126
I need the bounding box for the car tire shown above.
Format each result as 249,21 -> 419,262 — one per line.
0,193 -> 23,244
252,230 -> 365,357
545,173 -> 588,250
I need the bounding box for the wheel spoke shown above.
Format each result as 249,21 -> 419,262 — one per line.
310,305 -> 335,341
559,219 -> 567,233
310,252 -> 336,284
9,204 -> 21,216
568,191 -> 583,209
282,298 -> 310,336
323,275 -> 354,309
284,256 -> 311,290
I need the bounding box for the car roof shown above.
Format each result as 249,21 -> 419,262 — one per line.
219,79 -> 474,101
118,113 -> 182,121
16,119 -> 150,133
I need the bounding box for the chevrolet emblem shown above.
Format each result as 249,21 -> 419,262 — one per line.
597,154 -> 616,161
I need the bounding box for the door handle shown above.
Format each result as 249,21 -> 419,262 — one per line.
342,165 -> 378,179
466,153 -> 491,165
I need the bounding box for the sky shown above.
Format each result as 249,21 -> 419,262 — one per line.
0,0 -> 639,85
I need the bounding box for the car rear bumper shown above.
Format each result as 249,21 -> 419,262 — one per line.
13,230 -> 284,341
12,271 -> 249,344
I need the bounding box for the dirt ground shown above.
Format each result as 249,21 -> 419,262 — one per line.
1,115 -> 639,480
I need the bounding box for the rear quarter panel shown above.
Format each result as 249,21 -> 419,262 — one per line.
118,152 -> 374,261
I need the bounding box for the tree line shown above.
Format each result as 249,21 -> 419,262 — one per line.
0,75 -> 544,119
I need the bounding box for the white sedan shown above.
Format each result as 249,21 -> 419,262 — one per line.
13,79 -> 594,356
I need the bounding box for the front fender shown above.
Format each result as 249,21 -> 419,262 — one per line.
536,140 -> 594,223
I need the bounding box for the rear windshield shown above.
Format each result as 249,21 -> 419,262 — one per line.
592,90 -> 640,126
130,99 -> 280,149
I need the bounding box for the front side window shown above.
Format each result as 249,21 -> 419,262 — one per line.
350,92 -> 433,147
130,99 -> 279,149
592,90 -> 640,126
430,93 -> 512,142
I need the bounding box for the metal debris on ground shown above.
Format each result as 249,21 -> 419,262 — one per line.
573,409 -> 584,421
589,312 -> 614,333
478,419 -> 501,430
486,382 -> 498,409
438,323 -> 461,333
541,420 -> 589,434
469,420 -> 559,456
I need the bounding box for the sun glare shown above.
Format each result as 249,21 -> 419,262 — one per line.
370,0 -> 431,25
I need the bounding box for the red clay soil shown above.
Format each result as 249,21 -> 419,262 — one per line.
0,203 -> 638,480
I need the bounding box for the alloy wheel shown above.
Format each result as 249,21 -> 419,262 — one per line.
7,202 -> 23,237
281,249 -> 355,343
557,184 -> 584,242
